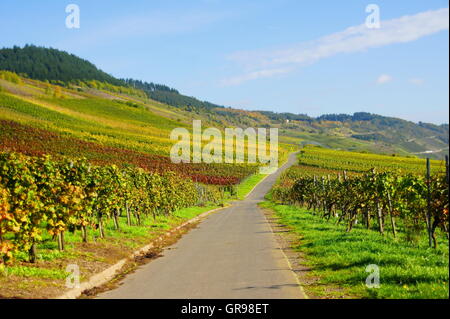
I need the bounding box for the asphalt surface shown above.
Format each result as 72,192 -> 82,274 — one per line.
98,152 -> 305,299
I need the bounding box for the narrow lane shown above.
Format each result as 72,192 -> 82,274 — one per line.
98,152 -> 305,299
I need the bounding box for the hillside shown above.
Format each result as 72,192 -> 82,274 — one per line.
280,112 -> 449,159
0,45 -> 123,85
0,74 -> 267,185
0,45 -> 448,160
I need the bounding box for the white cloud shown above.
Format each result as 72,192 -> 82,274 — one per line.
409,78 -> 425,85
377,74 -> 392,84
220,67 -> 291,86
222,8 -> 449,85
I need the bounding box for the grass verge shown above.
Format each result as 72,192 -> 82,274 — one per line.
259,201 -> 449,299
236,173 -> 267,199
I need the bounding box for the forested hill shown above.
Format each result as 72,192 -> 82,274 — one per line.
0,45 -> 226,111
0,45 -> 123,85
122,78 -> 226,111
0,45 -> 448,159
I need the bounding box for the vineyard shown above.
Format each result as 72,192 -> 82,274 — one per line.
0,76 -> 296,186
296,146 -> 445,174
0,151 -> 226,265
272,146 -> 449,247
273,166 -> 449,247
267,146 -> 449,298
0,71 -> 297,276
0,57 -> 447,299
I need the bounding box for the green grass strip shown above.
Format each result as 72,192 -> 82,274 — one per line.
260,201 -> 449,299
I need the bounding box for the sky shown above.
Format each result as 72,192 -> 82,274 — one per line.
1,0 -> 449,124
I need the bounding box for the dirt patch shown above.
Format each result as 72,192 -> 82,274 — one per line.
0,79 -> 40,97
0,244 -> 118,299
0,275 -> 65,299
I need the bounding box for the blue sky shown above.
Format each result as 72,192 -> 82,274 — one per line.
1,0 -> 448,124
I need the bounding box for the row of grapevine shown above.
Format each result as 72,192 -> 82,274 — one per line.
272,167 -> 449,248
0,71 -> 22,84
0,151 -> 221,264
298,146 -> 444,174
0,118 -> 258,186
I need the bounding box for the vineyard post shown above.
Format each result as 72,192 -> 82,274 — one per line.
426,158 -> 432,247
134,208 -> 141,226
57,232 -> 65,251
363,173 -> 370,229
58,233 -> 62,251
98,214 -> 105,238
81,225 -> 87,243
386,191 -> 397,238
113,208 -> 120,230
138,210 -> 143,225
327,175 -> 332,219
126,201 -> 132,226
372,169 -> 384,235
341,171 -> 347,220
313,176 -> 317,212
321,177 -> 327,215
29,242 -> 37,263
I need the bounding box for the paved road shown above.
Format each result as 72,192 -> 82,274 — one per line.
98,153 -> 305,299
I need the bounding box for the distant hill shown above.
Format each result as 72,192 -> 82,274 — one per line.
122,78 -> 226,112
0,45 -> 123,85
311,112 -> 448,156
0,45 -> 227,112
0,45 -> 448,159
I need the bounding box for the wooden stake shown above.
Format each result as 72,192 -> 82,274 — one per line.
98,217 -> 105,239
426,158 -> 432,247
387,191 -> 397,238
376,200 -> 384,235
113,208 -> 120,230
57,232 -> 65,251
81,225 -> 87,243
29,243 -> 37,263
126,202 -> 132,226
